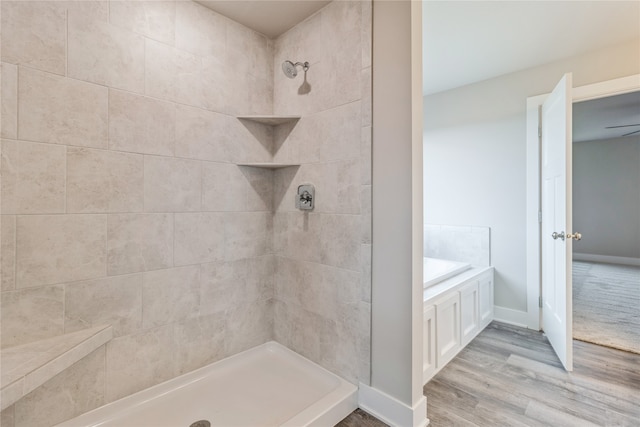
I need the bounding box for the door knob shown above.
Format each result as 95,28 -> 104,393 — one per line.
567,232 -> 582,241
551,231 -> 565,241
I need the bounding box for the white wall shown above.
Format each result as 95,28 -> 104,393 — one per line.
423,38 -> 640,318
573,135 -> 640,260
368,1 -> 426,426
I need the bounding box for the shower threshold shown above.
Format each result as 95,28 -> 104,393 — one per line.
56,342 -> 357,427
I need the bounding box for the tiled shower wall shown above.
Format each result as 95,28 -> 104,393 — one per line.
271,0 -> 372,385
0,0 -> 371,425
1,1 -> 275,425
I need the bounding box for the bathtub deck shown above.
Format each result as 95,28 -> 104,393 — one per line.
56,342 -> 357,427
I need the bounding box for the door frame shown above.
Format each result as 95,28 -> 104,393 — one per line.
525,73 -> 640,330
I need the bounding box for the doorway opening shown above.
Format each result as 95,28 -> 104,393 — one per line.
572,91 -> 640,354
525,74 -> 640,368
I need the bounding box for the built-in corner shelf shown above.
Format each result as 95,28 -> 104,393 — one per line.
235,115 -> 302,169
236,115 -> 300,126
1,325 -> 113,410
237,163 -> 299,169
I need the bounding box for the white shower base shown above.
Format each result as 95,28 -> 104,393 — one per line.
56,342 -> 357,427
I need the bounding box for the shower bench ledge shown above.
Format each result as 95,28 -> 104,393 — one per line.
1,325 -> 113,411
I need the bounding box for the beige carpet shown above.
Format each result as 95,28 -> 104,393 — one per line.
573,261 -> 640,354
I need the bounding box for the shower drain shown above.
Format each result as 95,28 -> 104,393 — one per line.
189,420 -> 211,427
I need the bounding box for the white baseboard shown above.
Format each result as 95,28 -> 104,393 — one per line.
358,383 -> 428,427
493,306 -> 530,328
573,253 -> 640,267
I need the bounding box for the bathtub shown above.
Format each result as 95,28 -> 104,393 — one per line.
424,257 -> 471,289
56,342 -> 357,427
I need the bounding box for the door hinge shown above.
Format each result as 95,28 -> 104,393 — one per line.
539,296 -> 543,308
538,211 -> 542,223
538,126 -> 542,138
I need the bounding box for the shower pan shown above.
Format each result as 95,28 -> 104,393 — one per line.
56,342 -> 357,427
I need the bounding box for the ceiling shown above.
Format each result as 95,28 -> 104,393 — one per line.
573,91 -> 640,143
423,1 -> 640,95
196,1 -> 330,39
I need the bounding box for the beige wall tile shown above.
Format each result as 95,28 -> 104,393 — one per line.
68,11 -> 144,93
1,215 -> 16,291
107,213 -> 173,276
336,160 -> 361,215
16,215 -> 106,288
1,63 -> 18,139
224,212 -> 272,262
67,147 -> 144,213
360,244 -> 372,303
0,1 -> 66,75
361,0 -> 372,68
319,214 -> 361,271
199,260 -> 243,316
361,126 -> 372,185
174,312 -> 225,375
142,265 -> 200,329
361,67 -> 372,127
274,211 -> 323,264
145,39 -> 178,102
242,166 -> 274,212
175,1 -> 226,59
357,301 -> 371,385
109,90 -> 175,156
65,274 -> 143,337
64,1 -> 109,22
199,257 -> 274,317
228,119 -> 273,164
274,256 -> 305,307
14,347 -> 105,427
320,101 -> 361,162
105,325 -> 174,402
201,162 -> 247,212
361,185 -> 371,244
175,105 -> 231,162
1,406 -> 14,427
1,140 -> 66,215
175,53 -> 228,113
300,262 -> 359,321
174,213 -> 224,266
226,19 -> 272,79
144,156 -> 201,212
273,301 -> 325,363
273,12 -> 324,116
224,299 -> 272,356
109,1 -> 175,45
318,303 -> 359,384
272,166 -> 301,213
18,68 -> 108,148
1,285 -> 64,348
246,74 -> 274,116
226,21 -> 273,114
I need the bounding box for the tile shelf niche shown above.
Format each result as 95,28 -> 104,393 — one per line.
236,115 -> 300,126
236,115 -> 301,169
237,163 -> 299,169
0,325 -> 113,411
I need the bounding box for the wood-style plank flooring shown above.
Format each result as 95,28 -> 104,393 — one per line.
337,322 -> 640,426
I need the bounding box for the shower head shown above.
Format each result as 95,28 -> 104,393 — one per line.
282,60 -> 309,79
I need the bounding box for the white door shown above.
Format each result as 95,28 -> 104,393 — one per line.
541,73 -> 575,371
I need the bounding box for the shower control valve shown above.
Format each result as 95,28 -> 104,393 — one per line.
296,184 -> 315,210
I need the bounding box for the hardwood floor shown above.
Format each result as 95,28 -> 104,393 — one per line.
338,322 -> 640,426
425,322 -> 640,426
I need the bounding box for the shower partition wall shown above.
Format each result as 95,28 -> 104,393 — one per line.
0,1 -> 372,425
